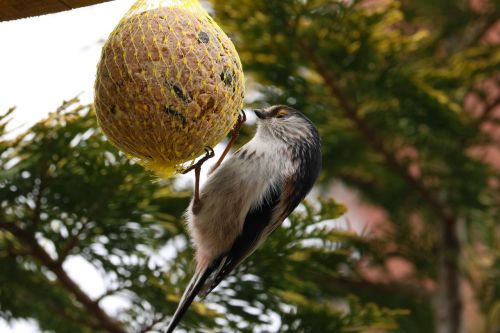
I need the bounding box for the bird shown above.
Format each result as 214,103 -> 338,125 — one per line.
165,105 -> 322,332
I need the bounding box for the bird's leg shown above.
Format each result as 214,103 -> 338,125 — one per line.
183,147 -> 215,210
209,110 -> 246,175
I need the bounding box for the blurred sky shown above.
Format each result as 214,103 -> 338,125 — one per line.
0,0 -> 135,134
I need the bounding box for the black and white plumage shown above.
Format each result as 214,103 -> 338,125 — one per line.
165,105 -> 322,333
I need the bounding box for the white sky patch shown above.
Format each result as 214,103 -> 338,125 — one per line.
63,255 -> 107,299
0,0 -> 135,134
0,319 -> 41,333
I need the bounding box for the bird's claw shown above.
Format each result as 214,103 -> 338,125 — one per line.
239,110 -> 247,123
182,146 -> 215,174
231,110 -> 246,138
201,147 -> 215,161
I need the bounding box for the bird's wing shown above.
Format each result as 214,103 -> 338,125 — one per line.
198,182 -> 284,296
263,145 -> 322,237
263,168 -> 315,236
199,168 -> 315,296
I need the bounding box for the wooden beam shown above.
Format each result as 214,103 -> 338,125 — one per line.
0,0 -> 112,22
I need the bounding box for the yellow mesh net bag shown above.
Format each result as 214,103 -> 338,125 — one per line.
94,0 -> 244,177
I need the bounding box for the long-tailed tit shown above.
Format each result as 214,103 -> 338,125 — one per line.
165,105 -> 322,332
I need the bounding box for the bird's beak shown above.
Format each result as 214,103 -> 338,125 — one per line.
254,109 -> 265,119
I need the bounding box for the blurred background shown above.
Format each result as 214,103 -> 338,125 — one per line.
0,0 -> 499,332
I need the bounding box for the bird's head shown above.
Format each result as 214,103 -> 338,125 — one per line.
253,105 -> 320,145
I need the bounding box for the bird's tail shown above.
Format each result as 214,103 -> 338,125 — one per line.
164,260 -> 220,333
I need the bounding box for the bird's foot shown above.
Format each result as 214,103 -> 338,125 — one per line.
183,147 -> 215,211
209,110 -> 246,175
182,147 -> 215,175
230,110 -> 246,139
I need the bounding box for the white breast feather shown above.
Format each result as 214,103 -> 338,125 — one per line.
185,131 -> 295,267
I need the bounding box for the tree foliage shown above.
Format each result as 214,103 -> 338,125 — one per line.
1,0 -> 499,332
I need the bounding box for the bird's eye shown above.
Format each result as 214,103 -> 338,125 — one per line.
276,110 -> 288,118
